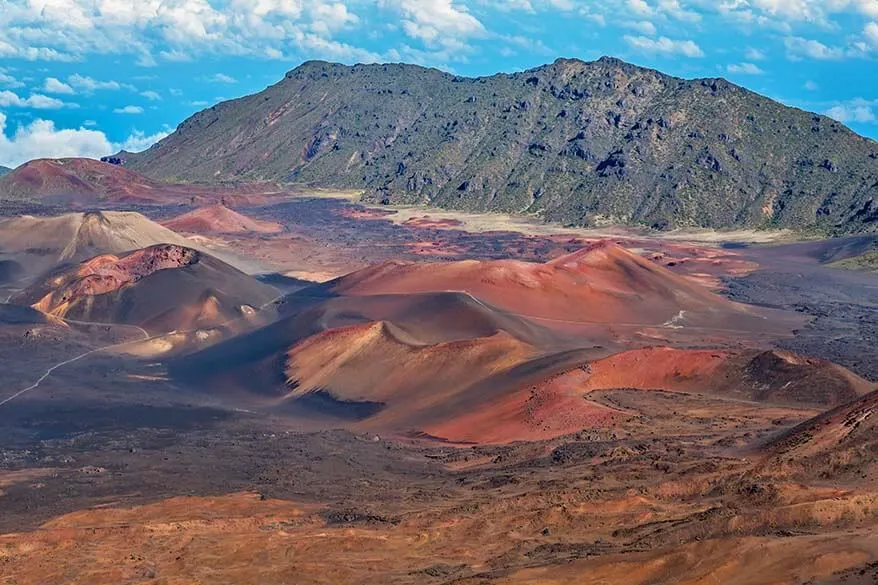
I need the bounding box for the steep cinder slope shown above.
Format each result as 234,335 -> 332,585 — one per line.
14,244 -> 278,333
126,58 -> 878,233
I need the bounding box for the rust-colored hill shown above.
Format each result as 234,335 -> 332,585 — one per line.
0,158 -> 283,205
162,204 -> 283,234
761,390 -> 878,480
328,242 -> 784,334
0,158 -> 166,203
573,347 -> 874,407
14,244 -> 278,334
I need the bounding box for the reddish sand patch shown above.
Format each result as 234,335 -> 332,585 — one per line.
162,204 -> 283,234
401,216 -> 465,229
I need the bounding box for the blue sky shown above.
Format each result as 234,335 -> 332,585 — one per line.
1,0 -> 878,168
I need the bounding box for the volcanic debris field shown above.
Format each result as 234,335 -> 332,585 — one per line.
0,195 -> 876,585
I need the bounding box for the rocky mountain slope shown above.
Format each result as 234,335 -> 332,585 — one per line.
126,58 -> 878,234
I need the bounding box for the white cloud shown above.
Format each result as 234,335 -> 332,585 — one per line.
43,77 -> 75,94
0,113 -> 168,167
0,112 -> 111,167
381,0 -> 485,49
866,21 -> 878,45
208,73 -> 237,83
117,128 -> 171,151
784,36 -> 845,59
657,0 -> 701,22
140,90 -> 161,100
69,74 -> 128,91
624,20 -> 658,35
0,71 -> 24,89
825,103 -> 876,123
627,0 -> 653,16
745,47 -> 767,60
624,35 -> 705,57
727,62 -> 765,74
804,80 -> 819,90
0,90 -> 69,109
0,0 -> 390,66
113,105 -> 143,114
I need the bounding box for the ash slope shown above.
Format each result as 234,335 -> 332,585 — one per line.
0,210 -> 249,280
14,244 -> 278,333
126,58 -> 878,233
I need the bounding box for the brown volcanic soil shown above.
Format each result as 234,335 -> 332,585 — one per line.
759,390 -> 878,481
162,204 -> 283,234
14,244 -> 279,334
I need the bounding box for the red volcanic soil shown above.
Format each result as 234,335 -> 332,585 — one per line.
329,242 -> 782,334
401,216 -> 464,229
762,389 -> 878,478
424,368 -> 625,444
0,158 -> 283,205
0,158 -> 162,202
283,320 -> 619,444
162,204 -> 283,234
561,346 -> 874,407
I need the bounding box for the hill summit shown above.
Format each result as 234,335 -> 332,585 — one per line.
126,57 -> 878,234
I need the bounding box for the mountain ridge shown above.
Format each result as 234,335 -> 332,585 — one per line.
125,57 -> 878,234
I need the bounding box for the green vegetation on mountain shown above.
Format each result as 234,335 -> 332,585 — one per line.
829,249 -> 878,271
126,58 -> 878,234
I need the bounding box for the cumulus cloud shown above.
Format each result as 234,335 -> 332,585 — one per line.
117,128 -> 171,151
140,90 -> 161,100
381,0 -> 485,50
0,113 -> 167,167
727,62 -> 765,74
784,36 -> 845,59
825,103 -> 876,123
624,35 -> 705,57
0,0 -> 385,66
43,77 -> 75,94
624,20 -> 658,35
745,47 -> 767,60
69,74 -> 129,91
208,73 -> 237,83
113,105 -> 144,114
0,72 -> 24,89
0,90 -> 70,109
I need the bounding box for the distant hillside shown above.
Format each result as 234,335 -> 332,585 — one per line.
126,58 -> 878,234
0,166 -> 11,177
0,158 -> 282,205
